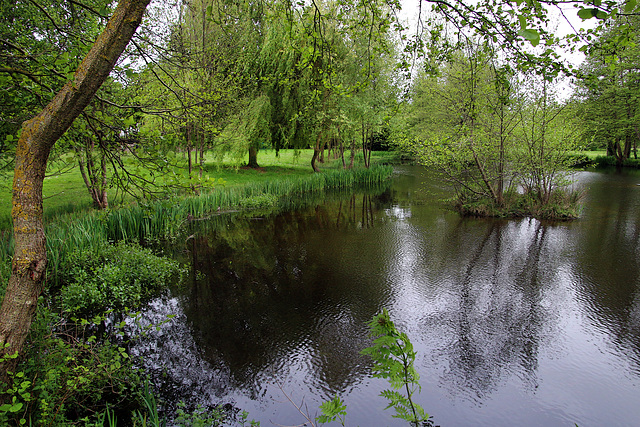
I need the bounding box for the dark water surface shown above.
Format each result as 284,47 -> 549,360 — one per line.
133,166 -> 640,426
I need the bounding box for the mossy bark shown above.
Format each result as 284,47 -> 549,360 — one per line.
0,0 -> 151,390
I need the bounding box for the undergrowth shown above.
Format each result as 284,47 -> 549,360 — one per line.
593,155 -> 640,168
57,242 -> 185,317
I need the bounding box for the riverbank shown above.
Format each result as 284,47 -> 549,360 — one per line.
567,150 -> 640,169
0,161 -> 394,426
0,149 -> 401,230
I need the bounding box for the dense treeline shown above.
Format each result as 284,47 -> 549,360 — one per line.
3,0 -> 635,217
1,0 -> 400,207
575,14 -> 640,165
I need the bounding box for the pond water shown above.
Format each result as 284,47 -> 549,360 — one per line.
133,166 -> 640,426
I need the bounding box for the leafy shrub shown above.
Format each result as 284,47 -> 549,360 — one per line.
59,241 -> 184,317
455,188 -> 582,220
362,309 -> 429,425
238,193 -> 279,209
566,153 -> 592,167
1,307 -> 145,426
315,309 -> 433,427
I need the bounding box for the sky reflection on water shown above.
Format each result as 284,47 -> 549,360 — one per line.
133,166 -> 640,427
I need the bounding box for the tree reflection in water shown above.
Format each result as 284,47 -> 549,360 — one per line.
129,167 -> 640,427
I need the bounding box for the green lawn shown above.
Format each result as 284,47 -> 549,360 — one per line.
0,149 -> 399,229
572,150 -> 607,160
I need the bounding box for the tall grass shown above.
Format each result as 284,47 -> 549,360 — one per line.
0,165 -> 393,287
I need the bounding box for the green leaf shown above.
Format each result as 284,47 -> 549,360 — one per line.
625,0 -> 637,13
518,15 -> 527,30
317,394 -> 347,424
518,29 -> 540,46
123,116 -> 136,127
578,8 -> 598,19
596,10 -> 608,19
9,402 -> 23,413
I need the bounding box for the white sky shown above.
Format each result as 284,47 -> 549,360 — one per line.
396,0 -> 600,99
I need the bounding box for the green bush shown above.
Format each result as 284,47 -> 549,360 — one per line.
238,193 -> 279,209
58,241 -> 184,317
1,307 -> 145,426
566,153 -> 593,167
455,188 -> 582,220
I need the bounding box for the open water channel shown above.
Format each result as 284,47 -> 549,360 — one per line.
132,165 -> 640,426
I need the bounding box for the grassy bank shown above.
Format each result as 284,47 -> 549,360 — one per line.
567,150 -> 640,169
0,149 -> 399,229
0,163 -> 394,288
591,155 -> 640,168
0,158 -> 393,426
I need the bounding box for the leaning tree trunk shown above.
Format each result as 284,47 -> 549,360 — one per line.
0,0 -> 151,389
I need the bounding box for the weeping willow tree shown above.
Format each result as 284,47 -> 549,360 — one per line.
212,0 -> 401,171
253,10 -> 308,153
217,95 -> 273,167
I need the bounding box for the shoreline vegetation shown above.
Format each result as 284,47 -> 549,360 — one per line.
0,152 -> 396,426
0,151 -> 397,286
453,188 -> 584,221
450,150 -> 639,221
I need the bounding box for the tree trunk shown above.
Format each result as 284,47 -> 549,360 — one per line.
199,127 -> 205,178
0,0 -> 150,388
247,145 -> 259,168
615,140 -> 624,166
187,124 -> 193,178
98,150 -> 108,209
76,131 -> 109,210
362,123 -> 372,168
349,137 -> 356,169
311,133 -> 322,173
